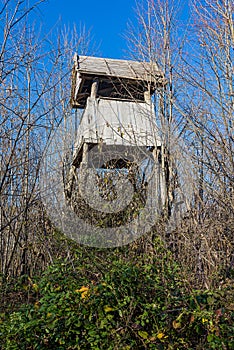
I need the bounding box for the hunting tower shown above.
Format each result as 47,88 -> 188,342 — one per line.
65,55 -> 169,224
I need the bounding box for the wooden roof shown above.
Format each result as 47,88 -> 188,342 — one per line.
71,55 -> 165,108
77,55 -> 162,82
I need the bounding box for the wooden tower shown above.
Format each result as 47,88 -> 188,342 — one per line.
65,55 -> 168,224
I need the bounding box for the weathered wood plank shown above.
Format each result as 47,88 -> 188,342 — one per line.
76,54 -> 163,83
71,54 -> 165,108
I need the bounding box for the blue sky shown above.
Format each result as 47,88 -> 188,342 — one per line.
40,0 -> 137,59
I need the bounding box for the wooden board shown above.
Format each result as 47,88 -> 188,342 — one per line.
77,55 -> 163,82
71,54 -> 165,108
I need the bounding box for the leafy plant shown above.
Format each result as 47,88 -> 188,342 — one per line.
0,239 -> 233,349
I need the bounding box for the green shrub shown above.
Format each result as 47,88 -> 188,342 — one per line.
0,239 -> 233,349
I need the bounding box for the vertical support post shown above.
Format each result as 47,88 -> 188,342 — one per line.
144,85 -> 151,104
82,142 -> 88,166
90,78 -> 99,98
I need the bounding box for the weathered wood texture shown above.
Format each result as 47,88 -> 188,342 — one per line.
71,54 -> 165,108
66,55 -> 168,217
77,55 -> 162,82
72,98 -> 161,166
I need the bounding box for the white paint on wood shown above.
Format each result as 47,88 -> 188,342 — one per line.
73,97 -> 161,160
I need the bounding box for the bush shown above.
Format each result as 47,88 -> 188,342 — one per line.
0,239 -> 233,349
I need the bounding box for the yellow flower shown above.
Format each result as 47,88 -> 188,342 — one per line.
104,305 -> 114,312
157,332 -> 165,339
75,286 -> 90,299
81,290 -> 89,299
202,318 -> 208,323
76,286 -> 89,293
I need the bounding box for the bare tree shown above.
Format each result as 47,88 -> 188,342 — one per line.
188,0 -> 233,208
187,0 -> 234,284
0,0 -> 92,280
127,0 -> 234,287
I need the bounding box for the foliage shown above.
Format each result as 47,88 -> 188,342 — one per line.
0,238 -> 233,349
0,1 -> 233,349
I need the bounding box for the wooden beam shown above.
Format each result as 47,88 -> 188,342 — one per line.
144,88 -> 151,103
90,78 -> 99,98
